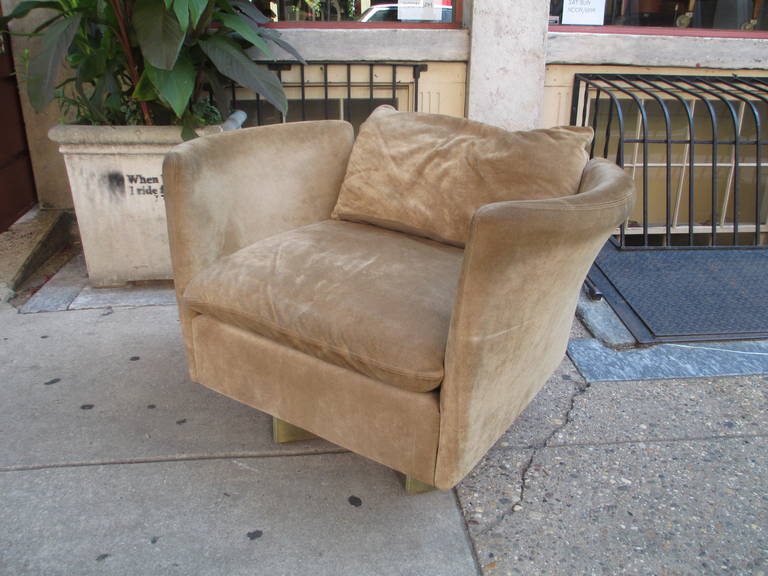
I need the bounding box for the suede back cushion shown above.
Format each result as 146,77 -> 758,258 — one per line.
331,106 -> 594,247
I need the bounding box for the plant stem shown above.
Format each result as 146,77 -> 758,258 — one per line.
194,1 -> 217,37
108,0 -> 152,125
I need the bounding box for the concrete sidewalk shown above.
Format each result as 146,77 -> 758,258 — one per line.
1,254 -> 767,575
0,301 -> 477,576
458,365 -> 768,574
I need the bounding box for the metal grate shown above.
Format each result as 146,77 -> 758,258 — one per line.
571,74 -> 768,249
233,62 -> 428,131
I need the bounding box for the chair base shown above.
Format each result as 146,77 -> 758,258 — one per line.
272,417 -> 317,443
404,475 -> 437,494
273,416 -> 436,493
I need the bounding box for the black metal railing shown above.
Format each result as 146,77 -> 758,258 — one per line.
233,62 -> 428,131
571,74 -> 768,249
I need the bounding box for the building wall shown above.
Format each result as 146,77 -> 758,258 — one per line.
5,0 -> 768,213
464,9 -> 768,131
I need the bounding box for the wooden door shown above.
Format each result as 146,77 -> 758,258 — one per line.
0,14 -> 37,233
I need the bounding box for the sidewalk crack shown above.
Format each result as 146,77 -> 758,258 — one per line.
475,380 -> 590,537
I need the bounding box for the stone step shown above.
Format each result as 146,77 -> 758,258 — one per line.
0,207 -> 72,302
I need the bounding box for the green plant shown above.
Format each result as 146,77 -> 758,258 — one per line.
1,0 -> 302,135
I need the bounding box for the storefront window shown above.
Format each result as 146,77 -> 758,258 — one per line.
260,0 -> 455,24
549,0 -> 767,30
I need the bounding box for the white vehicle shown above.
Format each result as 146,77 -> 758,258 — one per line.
358,2 -> 453,22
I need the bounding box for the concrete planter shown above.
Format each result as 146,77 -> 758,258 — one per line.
49,112 -> 245,287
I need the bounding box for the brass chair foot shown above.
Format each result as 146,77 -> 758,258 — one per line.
404,475 -> 437,494
272,417 -> 317,443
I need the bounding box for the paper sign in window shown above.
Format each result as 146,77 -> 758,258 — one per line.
398,0 -> 441,22
561,0 -> 606,25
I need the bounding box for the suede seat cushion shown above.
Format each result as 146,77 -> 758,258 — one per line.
332,105 -> 594,247
183,220 -> 463,393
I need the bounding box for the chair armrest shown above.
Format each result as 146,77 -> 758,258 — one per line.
434,158 -> 635,489
163,120 -> 354,376
164,120 -> 354,293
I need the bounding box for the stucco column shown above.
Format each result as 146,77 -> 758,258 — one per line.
466,0 -> 548,131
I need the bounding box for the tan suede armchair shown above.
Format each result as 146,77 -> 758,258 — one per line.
163,109 -> 635,491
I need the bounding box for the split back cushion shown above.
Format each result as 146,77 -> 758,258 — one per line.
332,105 -> 594,247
